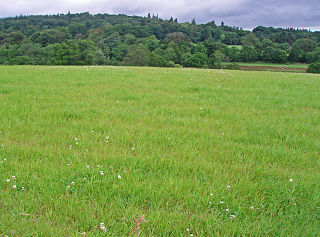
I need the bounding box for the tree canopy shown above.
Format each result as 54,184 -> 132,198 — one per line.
0,13 -> 319,67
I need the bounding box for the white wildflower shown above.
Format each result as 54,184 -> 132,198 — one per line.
100,223 -> 106,232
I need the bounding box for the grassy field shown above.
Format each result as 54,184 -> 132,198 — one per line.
0,66 -> 320,236
227,45 -> 243,50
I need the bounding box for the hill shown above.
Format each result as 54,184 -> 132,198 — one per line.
0,12 -> 319,66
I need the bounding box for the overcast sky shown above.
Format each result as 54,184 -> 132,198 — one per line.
0,0 -> 319,31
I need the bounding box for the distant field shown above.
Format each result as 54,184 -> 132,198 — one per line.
224,62 -> 308,73
227,45 -> 243,49
237,62 -> 308,68
0,66 -> 319,236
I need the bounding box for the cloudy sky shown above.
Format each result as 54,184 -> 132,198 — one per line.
0,0 -> 319,30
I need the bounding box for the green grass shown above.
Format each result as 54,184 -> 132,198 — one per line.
0,66 -> 320,236
227,45 -> 243,49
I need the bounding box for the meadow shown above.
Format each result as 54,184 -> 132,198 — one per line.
0,66 -> 319,236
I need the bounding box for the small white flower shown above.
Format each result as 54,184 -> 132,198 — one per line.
221,133 -> 225,136
210,193 -> 213,196
3,158 -> 6,161
21,187 -> 25,191
226,185 -> 231,189
91,130 -> 94,133
71,181 -> 75,185
97,165 -> 101,168
289,179 -> 293,182
190,234 -> 193,237
67,164 -> 70,166
12,176 -> 16,180
219,201 -> 225,204
67,185 -> 70,189
118,175 -> 121,179
132,147 -> 135,150
6,179 -> 10,183
294,203 -> 297,206
12,185 -> 17,189
250,206 -> 254,210
106,141 -> 108,143
83,178 -> 87,180
226,209 -> 229,212
186,229 -> 190,232
100,223 -> 106,232
229,215 -> 236,220
76,142 -> 79,145
86,165 -> 90,168
200,108 -> 203,110
100,171 -> 104,176
75,138 -> 78,141
168,138 -> 170,140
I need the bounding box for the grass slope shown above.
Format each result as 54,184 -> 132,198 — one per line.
0,66 -> 319,236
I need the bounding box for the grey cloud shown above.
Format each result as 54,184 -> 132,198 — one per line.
0,0 -> 319,30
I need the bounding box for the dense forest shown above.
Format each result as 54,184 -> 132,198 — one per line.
0,12 -> 320,67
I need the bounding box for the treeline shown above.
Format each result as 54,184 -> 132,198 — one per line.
0,12 -> 319,67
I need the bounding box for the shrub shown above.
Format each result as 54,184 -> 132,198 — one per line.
225,62 -> 240,70
307,61 -> 320,74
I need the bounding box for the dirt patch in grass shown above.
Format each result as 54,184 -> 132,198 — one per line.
240,65 -> 307,73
